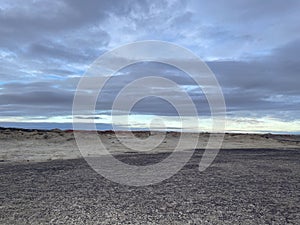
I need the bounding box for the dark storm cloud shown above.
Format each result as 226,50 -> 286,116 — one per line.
0,0 -> 114,45
0,91 -> 72,105
210,39 -> 300,95
207,39 -> 300,120
0,80 -> 75,116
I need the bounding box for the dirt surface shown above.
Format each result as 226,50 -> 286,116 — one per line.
1,128 -> 300,163
1,149 -> 299,224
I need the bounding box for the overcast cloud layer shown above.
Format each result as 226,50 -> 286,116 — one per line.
0,0 -> 300,132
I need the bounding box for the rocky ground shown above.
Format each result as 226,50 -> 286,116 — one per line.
1,148 -> 299,224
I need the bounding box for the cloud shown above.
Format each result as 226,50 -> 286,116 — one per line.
0,0 -> 299,131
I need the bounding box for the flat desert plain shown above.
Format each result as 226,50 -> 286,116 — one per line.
0,128 -> 299,224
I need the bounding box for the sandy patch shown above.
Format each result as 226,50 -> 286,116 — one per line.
0,128 -> 299,163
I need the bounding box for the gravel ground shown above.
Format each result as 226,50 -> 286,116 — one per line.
0,149 -> 299,225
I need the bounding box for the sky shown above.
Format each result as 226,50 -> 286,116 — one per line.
0,0 -> 300,133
